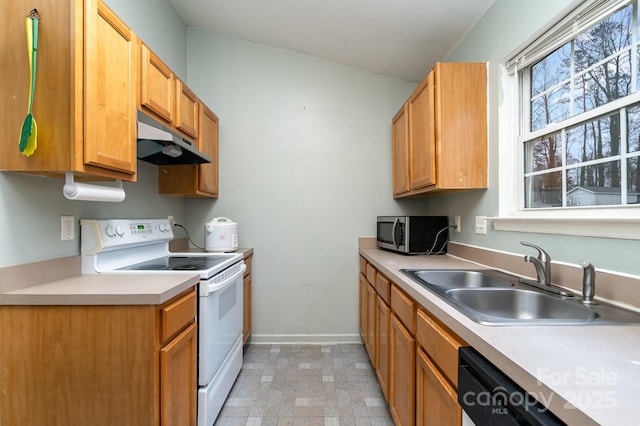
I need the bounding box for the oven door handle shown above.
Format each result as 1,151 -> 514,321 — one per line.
200,263 -> 246,296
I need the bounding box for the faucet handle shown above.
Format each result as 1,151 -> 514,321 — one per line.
520,241 -> 550,262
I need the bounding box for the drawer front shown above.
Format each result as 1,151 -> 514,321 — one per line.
376,273 -> 391,305
391,285 -> 415,334
360,256 -> 367,275
365,262 -> 376,285
161,289 -> 196,344
416,308 -> 466,388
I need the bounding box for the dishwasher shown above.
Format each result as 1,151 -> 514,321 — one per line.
458,347 -> 566,426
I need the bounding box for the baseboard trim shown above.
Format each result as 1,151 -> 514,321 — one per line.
249,333 -> 363,345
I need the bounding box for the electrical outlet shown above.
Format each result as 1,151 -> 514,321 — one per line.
475,216 -> 487,235
168,215 -> 175,227
61,215 -> 75,241
454,216 -> 461,233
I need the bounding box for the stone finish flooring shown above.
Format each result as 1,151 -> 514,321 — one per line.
215,343 -> 394,426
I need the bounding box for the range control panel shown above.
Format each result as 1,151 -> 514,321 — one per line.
80,218 -> 174,255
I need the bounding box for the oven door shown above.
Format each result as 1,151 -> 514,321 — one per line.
198,261 -> 246,386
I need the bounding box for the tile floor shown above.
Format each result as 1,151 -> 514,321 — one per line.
215,343 -> 394,426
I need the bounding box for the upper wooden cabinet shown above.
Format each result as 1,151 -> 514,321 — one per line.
175,80 -> 199,139
158,101 -> 219,197
139,43 -> 199,141
0,0 -> 138,181
392,104 -> 410,194
393,62 -> 487,197
140,44 -> 175,124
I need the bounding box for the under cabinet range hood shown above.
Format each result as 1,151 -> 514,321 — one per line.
136,110 -> 212,165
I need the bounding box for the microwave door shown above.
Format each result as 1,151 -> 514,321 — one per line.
378,218 -> 404,249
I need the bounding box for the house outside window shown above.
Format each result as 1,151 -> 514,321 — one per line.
518,0 -> 640,209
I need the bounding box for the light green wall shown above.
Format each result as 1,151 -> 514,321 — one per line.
185,30 -> 417,340
0,0 -> 187,267
423,0 -> 639,276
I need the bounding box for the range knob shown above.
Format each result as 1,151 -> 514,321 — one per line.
159,223 -> 167,232
105,225 -> 115,238
115,224 -> 125,237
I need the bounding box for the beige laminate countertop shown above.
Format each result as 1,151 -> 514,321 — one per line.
0,248 -> 253,306
360,247 -> 640,426
0,273 -> 200,306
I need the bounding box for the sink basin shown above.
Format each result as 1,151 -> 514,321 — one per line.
402,269 -> 514,289
401,268 -> 640,325
445,288 -> 598,324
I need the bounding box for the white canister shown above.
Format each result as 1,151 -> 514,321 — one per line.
204,217 -> 238,252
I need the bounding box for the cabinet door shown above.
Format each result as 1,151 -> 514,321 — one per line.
197,102 -> 219,196
416,348 -> 462,426
392,103 -> 410,195
243,272 -> 252,344
140,44 -> 174,124
366,279 -> 377,364
408,70 -> 436,190
435,62 -> 488,189
376,295 -> 391,401
359,273 -> 367,339
161,322 -> 197,426
84,0 -> 137,176
390,313 -> 416,426
175,80 -> 198,139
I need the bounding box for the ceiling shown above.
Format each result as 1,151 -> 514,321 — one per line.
169,0 -> 495,83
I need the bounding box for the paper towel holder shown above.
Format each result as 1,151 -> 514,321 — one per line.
63,172 -> 126,202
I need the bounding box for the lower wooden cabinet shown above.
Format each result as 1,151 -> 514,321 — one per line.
390,312 -> 416,426
243,254 -> 253,344
161,322 -> 197,426
375,294 -> 391,400
365,278 -> 377,364
0,288 -> 197,426
359,256 -> 467,426
416,347 -> 462,426
359,272 -> 367,338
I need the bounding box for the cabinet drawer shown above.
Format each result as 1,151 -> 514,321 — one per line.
365,262 -> 376,285
376,273 -> 391,305
161,290 -> 196,344
391,285 -> 415,334
244,255 -> 252,277
416,308 -> 466,388
359,256 -> 367,275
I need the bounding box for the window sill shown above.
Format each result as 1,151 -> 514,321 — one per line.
490,217 -> 640,240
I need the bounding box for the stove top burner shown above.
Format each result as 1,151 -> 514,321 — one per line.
118,256 -> 230,272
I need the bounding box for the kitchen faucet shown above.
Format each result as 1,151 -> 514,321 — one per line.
521,241 -> 551,287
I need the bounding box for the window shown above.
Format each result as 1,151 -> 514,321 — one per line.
518,1 -> 640,209
495,0 -> 640,239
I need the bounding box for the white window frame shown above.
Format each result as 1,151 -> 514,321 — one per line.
493,0 -> 640,240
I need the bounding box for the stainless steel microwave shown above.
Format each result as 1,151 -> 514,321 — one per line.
376,216 -> 449,255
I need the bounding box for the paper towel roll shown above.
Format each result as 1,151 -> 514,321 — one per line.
63,172 -> 126,202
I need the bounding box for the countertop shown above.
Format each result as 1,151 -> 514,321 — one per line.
360,247 -> 640,426
0,248 -> 253,306
0,273 -> 200,305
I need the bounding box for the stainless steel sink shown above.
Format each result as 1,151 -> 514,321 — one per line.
445,288 -> 598,324
403,269 -> 514,289
400,268 -> 640,325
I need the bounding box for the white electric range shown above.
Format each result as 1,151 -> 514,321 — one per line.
80,218 -> 245,426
